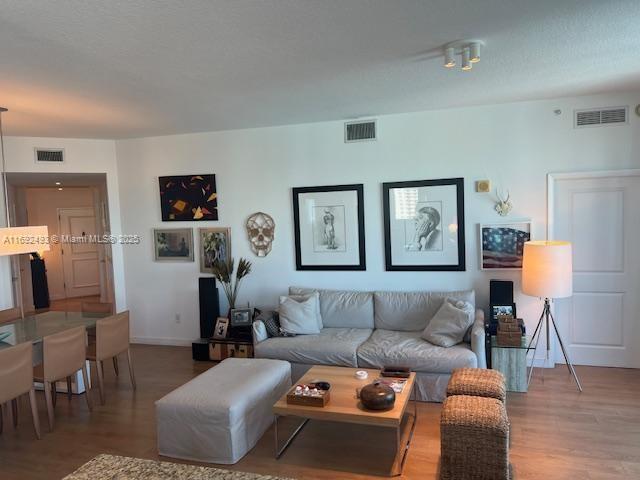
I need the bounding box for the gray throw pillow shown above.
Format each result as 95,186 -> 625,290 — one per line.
289,293 -> 323,330
422,298 -> 475,347
278,293 -> 322,335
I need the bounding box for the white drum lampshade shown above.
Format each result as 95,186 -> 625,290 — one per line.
0,225 -> 50,256
522,241 -> 573,299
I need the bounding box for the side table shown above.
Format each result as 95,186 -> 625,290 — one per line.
192,337 -> 254,362
490,335 -> 529,392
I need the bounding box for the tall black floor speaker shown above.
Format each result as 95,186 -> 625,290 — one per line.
199,277 -> 220,339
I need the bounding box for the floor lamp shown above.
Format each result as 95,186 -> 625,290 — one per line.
522,240 -> 582,392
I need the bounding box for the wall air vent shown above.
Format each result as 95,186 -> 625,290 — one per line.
575,107 -> 627,128
34,148 -> 65,163
344,120 -> 376,143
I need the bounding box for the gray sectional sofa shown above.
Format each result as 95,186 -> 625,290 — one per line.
252,287 -> 486,402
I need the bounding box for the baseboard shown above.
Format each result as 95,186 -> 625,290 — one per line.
130,336 -> 193,347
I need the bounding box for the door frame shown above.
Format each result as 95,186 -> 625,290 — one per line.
547,168 -> 640,365
57,206 -> 101,299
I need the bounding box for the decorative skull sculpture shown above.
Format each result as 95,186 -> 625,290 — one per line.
246,212 -> 275,257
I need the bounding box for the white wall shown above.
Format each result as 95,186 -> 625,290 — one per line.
1,137 -> 127,311
115,91 -> 640,346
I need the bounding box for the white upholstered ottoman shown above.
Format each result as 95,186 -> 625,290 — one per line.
156,358 -> 291,464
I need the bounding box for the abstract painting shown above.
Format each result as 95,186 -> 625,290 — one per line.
480,221 -> 532,269
199,227 -> 231,274
159,174 -> 218,221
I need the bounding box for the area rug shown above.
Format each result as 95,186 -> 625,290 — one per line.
63,454 -> 292,480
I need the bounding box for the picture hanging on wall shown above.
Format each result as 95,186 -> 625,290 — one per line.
479,221 -> 532,270
383,178 -> 465,271
199,227 -> 231,273
292,184 -> 366,271
153,228 -> 194,262
159,174 -> 218,221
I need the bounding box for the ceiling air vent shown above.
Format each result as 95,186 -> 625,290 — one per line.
575,107 -> 627,128
34,148 -> 65,163
345,120 -> 376,143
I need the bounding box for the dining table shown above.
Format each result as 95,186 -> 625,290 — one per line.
0,310 -> 113,393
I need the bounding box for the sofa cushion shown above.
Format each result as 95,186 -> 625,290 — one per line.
421,298 -> 475,347
255,327 -> 373,367
356,329 -> 477,374
373,290 -> 476,331
278,294 -> 321,335
289,287 -> 374,329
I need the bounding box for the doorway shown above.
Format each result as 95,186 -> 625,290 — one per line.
549,170 -> 640,368
6,172 -> 115,313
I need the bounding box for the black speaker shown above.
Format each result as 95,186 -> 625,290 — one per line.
192,339 -> 210,361
199,277 -> 220,339
490,280 -> 514,306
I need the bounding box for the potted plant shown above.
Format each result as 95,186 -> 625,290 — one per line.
210,257 -> 252,312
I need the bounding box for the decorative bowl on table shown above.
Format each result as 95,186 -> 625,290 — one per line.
360,381 -> 396,411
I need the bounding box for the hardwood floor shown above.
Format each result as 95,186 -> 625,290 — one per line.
0,345 -> 638,479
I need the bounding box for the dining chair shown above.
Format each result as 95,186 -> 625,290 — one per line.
34,326 -> 92,431
86,311 -> 135,405
82,302 -> 118,375
0,342 -> 41,439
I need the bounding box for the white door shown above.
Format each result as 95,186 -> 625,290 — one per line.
59,207 -> 101,298
551,171 -> 640,368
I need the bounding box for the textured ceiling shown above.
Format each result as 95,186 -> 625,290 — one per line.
1,0 -> 639,139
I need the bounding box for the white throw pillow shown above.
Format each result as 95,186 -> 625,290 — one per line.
421,298 -> 475,347
288,293 -> 323,330
278,293 -> 322,335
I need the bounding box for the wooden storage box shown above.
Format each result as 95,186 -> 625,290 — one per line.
286,386 -> 330,407
209,341 -> 254,361
496,329 -> 523,347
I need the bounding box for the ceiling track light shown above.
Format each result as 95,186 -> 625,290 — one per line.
442,40 -> 484,71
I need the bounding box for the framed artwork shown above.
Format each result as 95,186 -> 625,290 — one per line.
159,174 -> 218,221
199,227 -> 231,273
383,178 -> 465,271
153,228 -> 194,262
230,308 -> 253,327
213,317 -> 229,339
480,221 -> 532,270
292,184 -> 366,271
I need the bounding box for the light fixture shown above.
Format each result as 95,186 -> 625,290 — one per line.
469,42 -> 481,63
444,47 -> 456,68
57,187 -> 63,191
461,47 -> 472,71
522,241 -> 582,392
0,107 -> 50,317
55,181 -> 61,186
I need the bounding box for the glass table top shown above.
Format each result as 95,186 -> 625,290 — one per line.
0,311 -> 111,349
491,335 -> 532,349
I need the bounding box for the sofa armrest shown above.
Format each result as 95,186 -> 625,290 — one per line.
252,320 -> 268,346
471,309 -> 487,369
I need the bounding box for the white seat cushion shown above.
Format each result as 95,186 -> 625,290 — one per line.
356,329 -> 477,374
155,358 -> 291,464
255,327 -> 372,367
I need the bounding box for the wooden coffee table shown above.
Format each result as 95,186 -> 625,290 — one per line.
273,365 -> 417,476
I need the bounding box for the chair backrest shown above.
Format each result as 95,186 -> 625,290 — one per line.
0,342 -> 34,403
42,326 -> 87,382
81,302 -> 113,314
96,311 -> 130,360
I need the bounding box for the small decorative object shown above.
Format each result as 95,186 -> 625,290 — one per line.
355,370 -> 368,380
229,308 -> 253,327
359,381 -> 396,411
480,221 -> 531,269
380,366 -> 411,378
210,257 -> 252,310
292,184 -> 366,270
246,212 -> 275,257
286,381 -> 331,407
213,317 -> 229,339
383,178 -> 465,271
199,227 -> 231,274
159,174 -> 218,221
494,188 -> 513,217
476,180 -> 491,193
153,228 -> 194,262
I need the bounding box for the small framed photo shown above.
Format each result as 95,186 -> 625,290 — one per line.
153,228 -> 194,262
491,304 -> 517,321
200,227 -> 231,274
292,184 -> 366,271
480,221 -> 532,270
213,317 -> 229,339
230,308 -> 253,327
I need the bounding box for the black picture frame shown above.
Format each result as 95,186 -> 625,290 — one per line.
292,184 -> 366,271
382,178 -> 466,271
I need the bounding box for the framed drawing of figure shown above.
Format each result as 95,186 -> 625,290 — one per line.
199,227 -> 231,273
292,184 -> 366,270
383,178 -> 465,271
